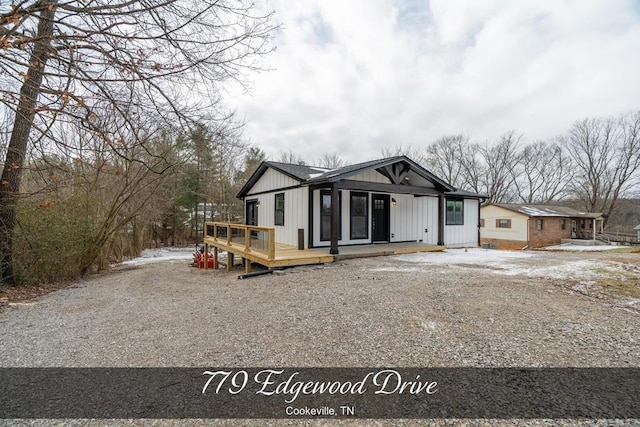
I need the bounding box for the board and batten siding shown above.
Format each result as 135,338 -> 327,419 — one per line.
246,168 -> 300,195
312,191 -> 440,247
348,170 -> 391,183
389,194 -> 438,244
245,187 -> 309,248
444,199 -> 480,247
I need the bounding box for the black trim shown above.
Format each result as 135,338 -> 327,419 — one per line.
245,199 -> 259,226
445,198 -> 464,226
372,193 -> 390,242
349,192 -> 369,240
245,184 -> 303,197
336,179 -> 441,196
237,162 -> 303,198
308,188 -> 314,249
274,193 -> 284,226
437,195 -> 445,246
320,189 -> 342,242
309,156 -> 455,192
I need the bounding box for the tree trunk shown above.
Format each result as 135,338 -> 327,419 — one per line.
0,2 -> 57,284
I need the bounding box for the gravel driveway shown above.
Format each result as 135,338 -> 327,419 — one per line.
1,248 -> 639,425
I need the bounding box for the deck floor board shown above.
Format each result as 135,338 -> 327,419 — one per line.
203,237 -> 445,269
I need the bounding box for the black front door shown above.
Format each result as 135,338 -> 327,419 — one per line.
372,194 -> 390,242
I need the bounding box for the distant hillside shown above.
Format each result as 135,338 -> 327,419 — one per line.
562,198 -> 639,232
607,198 -> 640,232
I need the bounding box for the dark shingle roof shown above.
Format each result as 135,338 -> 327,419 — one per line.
237,155 -> 485,198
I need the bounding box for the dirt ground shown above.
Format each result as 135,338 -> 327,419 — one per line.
1,248 -> 638,367
0,248 -> 638,425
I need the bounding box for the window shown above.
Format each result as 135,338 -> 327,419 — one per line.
446,199 -> 464,225
561,219 -> 566,230
480,219 -> 485,228
350,192 -> 369,240
496,219 -> 511,229
536,219 -> 544,230
320,190 -> 341,241
274,193 -> 284,226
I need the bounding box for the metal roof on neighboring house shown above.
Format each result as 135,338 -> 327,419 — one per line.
491,203 -> 604,219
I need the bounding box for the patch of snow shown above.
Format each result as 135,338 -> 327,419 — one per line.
543,244 -> 620,251
392,248 -> 638,283
120,247 -> 195,266
492,260 -> 604,280
308,173 -> 324,178
397,248 -> 533,265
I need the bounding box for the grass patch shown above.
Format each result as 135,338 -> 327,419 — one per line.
596,277 -> 640,299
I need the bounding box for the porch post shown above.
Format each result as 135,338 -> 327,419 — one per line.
330,183 -> 339,255
593,218 -> 596,240
437,194 -> 445,246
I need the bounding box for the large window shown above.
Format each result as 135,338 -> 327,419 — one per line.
350,192 -> 369,240
320,190 -> 341,241
446,199 -> 464,225
274,193 -> 284,226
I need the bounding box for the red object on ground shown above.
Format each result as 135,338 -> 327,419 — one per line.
193,252 -> 216,269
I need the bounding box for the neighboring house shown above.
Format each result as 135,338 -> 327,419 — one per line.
635,224 -> 640,242
480,203 -> 605,250
236,156 -> 485,253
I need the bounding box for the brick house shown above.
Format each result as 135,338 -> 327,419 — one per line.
480,203 -> 605,250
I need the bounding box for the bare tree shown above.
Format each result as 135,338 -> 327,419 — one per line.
380,144 -> 427,165
424,135 -> 469,189
317,152 -> 345,169
562,112 -> 640,223
278,150 -> 306,165
479,131 -> 523,203
514,140 -> 573,203
0,0 -> 276,282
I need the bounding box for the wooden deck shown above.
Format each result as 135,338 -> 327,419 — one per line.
203,222 -> 334,272
203,222 -> 446,273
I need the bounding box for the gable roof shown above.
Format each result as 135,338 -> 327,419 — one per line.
237,155 -> 479,198
489,203 -> 604,219
634,224 -> 640,230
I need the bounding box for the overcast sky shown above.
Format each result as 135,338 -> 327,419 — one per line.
226,0 -> 640,165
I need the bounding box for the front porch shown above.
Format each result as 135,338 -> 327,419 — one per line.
203,222 -> 446,272
316,242 -> 446,261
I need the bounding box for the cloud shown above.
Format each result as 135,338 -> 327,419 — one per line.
228,0 -> 640,164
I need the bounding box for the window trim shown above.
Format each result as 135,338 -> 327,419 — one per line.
350,191 -> 369,240
445,198 -> 464,225
274,193 -> 285,226
496,218 -> 512,229
319,190 -> 341,242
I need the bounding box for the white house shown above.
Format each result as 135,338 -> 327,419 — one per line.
236,156 -> 485,254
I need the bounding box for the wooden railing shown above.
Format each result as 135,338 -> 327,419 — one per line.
205,222 -> 276,260
597,231 -> 640,246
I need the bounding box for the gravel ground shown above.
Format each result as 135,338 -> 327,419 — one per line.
1,249 -> 639,426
